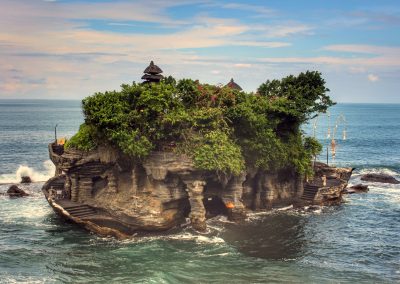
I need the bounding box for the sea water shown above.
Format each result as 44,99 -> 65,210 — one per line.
0,100 -> 399,283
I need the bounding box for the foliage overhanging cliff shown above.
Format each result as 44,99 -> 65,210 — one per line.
66,71 -> 333,176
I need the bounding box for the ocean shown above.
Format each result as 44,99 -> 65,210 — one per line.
0,100 -> 399,283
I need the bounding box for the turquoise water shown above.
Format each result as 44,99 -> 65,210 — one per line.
0,101 -> 399,283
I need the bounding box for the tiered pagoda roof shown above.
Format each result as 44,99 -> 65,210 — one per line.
142,61 -> 163,83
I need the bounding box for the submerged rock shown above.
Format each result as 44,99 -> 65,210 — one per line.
350,184 -> 369,192
7,185 -> 29,197
20,176 -> 32,184
360,173 -> 400,184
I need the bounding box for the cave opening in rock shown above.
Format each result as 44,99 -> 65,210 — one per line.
203,196 -> 228,218
92,176 -> 108,196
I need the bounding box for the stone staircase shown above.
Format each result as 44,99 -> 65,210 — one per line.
301,184 -> 320,201
62,204 -> 97,219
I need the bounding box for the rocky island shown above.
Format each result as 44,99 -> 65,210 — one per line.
43,62 -> 353,239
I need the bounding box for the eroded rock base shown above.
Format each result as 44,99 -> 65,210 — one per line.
43,144 -> 353,238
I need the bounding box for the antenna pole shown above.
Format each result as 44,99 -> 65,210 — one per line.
55,124 -> 58,143
326,145 -> 329,166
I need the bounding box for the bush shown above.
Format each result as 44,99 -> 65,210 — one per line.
68,71 -> 334,175
65,124 -> 97,151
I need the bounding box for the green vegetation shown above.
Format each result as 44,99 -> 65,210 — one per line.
66,71 -> 333,176
65,124 -> 97,151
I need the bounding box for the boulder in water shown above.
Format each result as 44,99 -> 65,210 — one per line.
20,176 -> 32,184
350,184 -> 369,192
360,173 -> 400,184
7,185 -> 29,197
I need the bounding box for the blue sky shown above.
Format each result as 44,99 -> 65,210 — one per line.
0,0 -> 399,102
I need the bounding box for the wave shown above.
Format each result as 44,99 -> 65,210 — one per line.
355,167 -> 399,176
0,160 -> 55,184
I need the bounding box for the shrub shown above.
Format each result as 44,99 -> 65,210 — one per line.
68,71 -> 334,175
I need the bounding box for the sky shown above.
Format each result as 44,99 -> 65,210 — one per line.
0,0 -> 399,102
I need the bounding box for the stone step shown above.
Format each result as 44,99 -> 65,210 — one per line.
68,209 -> 96,215
302,192 -> 316,196
301,184 -> 320,200
64,204 -> 90,210
304,187 -> 319,192
302,192 -> 317,196
71,212 -> 96,217
301,197 -> 315,201
63,204 -> 97,218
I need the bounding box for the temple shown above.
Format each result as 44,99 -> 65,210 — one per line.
225,78 -> 242,91
141,61 -> 163,83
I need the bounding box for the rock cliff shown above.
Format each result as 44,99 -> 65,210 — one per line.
44,143 -> 311,235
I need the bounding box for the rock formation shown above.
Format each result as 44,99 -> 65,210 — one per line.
347,184 -> 369,193
361,173 -> 400,184
302,162 -> 354,205
43,143 -> 311,235
20,176 -> 32,184
7,185 -> 29,197
41,66 -> 349,238
42,144 -> 354,238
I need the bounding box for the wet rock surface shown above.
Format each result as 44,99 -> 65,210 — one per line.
361,173 -> 400,184
20,176 -> 32,184
348,184 -> 369,193
303,162 -> 354,205
7,185 -> 29,197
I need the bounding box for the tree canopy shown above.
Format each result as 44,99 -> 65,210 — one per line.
65,71 -> 333,176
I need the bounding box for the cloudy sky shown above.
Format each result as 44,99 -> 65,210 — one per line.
1,0 -> 399,102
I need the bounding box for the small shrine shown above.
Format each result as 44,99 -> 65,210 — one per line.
225,78 -> 242,91
141,61 -> 163,83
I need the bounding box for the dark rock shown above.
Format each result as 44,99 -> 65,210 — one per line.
350,184 -> 369,192
7,185 -> 29,197
20,176 -> 32,184
360,173 -> 400,184
305,205 -> 320,212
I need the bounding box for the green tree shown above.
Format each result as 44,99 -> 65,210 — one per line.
66,71 -> 334,176
258,71 -> 335,123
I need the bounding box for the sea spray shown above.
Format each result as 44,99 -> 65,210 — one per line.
0,160 -> 55,184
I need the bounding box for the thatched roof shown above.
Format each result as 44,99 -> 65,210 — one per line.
141,74 -> 164,81
225,78 -> 242,91
143,61 -> 163,75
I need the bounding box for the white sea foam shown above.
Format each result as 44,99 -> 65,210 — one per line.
0,160 -> 55,184
354,167 -> 399,177
118,232 -> 226,245
276,205 -> 294,211
168,233 -> 226,244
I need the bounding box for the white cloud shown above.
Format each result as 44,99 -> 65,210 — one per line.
234,63 -> 252,68
0,1 -> 397,100
368,74 -> 379,82
259,46 -> 400,67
